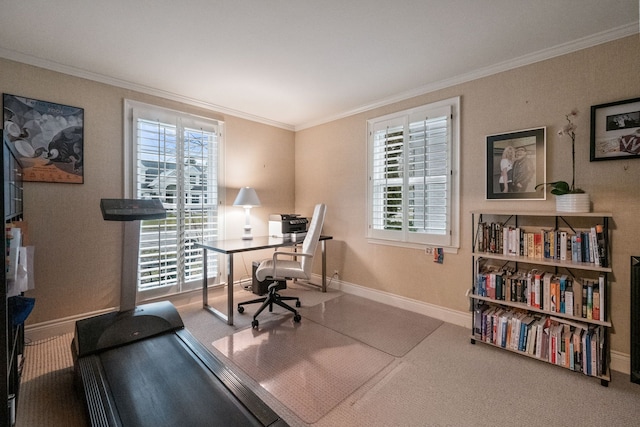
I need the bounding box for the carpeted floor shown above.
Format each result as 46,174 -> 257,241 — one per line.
15,283 -> 640,426
17,334 -> 85,427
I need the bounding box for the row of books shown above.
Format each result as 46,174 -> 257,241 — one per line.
475,222 -> 608,267
473,305 -> 606,377
475,268 -> 606,322
5,225 -> 21,281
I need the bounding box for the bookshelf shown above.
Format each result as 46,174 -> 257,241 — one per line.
468,210 -> 613,386
2,132 -> 25,425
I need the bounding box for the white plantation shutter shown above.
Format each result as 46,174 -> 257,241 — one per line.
368,98 -> 459,248
371,117 -> 405,238
407,107 -> 450,240
128,101 -> 223,297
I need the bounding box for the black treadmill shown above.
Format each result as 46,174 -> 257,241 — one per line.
72,199 -> 287,426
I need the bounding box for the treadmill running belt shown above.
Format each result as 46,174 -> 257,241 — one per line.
99,333 -> 263,426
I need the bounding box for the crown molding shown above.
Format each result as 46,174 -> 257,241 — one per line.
0,47 -> 295,131
295,22 -> 639,131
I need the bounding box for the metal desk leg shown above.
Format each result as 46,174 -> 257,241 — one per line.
226,253 -> 234,325
321,240 -> 327,292
202,248 -> 233,325
203,248 -> 208,307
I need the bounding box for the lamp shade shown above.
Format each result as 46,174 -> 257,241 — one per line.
233,187 -> 261,207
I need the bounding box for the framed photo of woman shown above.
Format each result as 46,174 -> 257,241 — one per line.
486,127 -> 546,200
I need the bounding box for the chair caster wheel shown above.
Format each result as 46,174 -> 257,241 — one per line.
295,301 -> 301,308
238,306 -> 244,313
252,319 -> 259,329
293,314 -> 301,323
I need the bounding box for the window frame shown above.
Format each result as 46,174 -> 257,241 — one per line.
366,96 -> 460,251
123,99 -> 225,300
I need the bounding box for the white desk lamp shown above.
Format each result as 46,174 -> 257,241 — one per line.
233,187 -> 261,240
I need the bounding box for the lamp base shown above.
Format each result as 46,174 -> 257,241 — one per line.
242,207 -> 253,239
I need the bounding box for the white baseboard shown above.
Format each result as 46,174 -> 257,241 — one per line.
326,275 -> 470,328
24,288 -> 206,343
25,275 -> 631,376
25,307 -> 116,343
611,350 -> 630,375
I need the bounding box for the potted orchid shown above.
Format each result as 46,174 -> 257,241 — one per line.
535,109 -> 590,211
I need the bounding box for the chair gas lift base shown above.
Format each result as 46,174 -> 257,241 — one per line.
238,280 -> 302,329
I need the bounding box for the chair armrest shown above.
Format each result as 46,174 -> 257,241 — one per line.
272,250 -> 313,261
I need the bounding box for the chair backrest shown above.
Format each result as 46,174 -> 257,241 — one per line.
300,203 -> 326,277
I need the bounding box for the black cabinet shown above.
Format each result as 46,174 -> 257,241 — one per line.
2,132 -> 25,426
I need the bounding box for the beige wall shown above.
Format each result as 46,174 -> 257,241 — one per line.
296,35 -> 640,355
0,58 -> 296,323
2,35 -> 638,358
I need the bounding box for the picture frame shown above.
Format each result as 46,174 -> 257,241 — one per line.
590,97 -> 640,161
486,127 -> 546,200
3,93 -> 84,183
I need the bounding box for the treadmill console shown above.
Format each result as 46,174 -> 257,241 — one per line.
100,198 -> 166,221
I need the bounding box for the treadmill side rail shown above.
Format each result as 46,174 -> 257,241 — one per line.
176,329 -> 287,427
77,355 -> 123,427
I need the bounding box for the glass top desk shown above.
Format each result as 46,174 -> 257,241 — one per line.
195,235 -> 333,325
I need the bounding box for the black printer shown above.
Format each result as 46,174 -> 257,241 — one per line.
269,214 -> 308,238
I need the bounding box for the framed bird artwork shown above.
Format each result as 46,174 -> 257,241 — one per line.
3,93 -> 84,184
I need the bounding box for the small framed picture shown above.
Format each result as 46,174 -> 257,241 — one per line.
486,127 -> 546,200
590,97 -> 640,161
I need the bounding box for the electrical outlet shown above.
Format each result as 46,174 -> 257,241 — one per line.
425,247 -> 433,254
333,269 -> 339,277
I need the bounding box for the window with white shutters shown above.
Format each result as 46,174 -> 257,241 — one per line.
368,97 -> 460,249
125,100 -> 224,298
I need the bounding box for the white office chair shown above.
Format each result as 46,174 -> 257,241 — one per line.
237,203 -> 327,329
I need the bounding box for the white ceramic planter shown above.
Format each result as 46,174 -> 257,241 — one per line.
555,193 -> 590,213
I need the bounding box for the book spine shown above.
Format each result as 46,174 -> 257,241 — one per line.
559,275 -> 567,314
587,281 -> 593,320
590,227 -> 600,266
595,224 -> 607,268
565,288 -> 574,317
582,283 -> 587,318
583,231 -> 591,263
599,275 -> 606,322
573,281 -> 582,318
477,222 -> 485,252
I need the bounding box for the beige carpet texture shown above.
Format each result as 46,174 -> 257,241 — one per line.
15,283 -> 640,426
17,335 -> 86,427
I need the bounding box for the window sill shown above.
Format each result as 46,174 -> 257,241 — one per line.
366,237 -> 459,254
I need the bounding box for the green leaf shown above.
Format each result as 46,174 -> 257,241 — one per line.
553,181 -> 570,193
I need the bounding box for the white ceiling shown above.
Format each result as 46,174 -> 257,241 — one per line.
0,1 -> 638,130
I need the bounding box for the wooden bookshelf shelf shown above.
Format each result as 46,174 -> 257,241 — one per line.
467,290 -> 612,328
470,210 -> 613,218
475,253 -> 612,273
